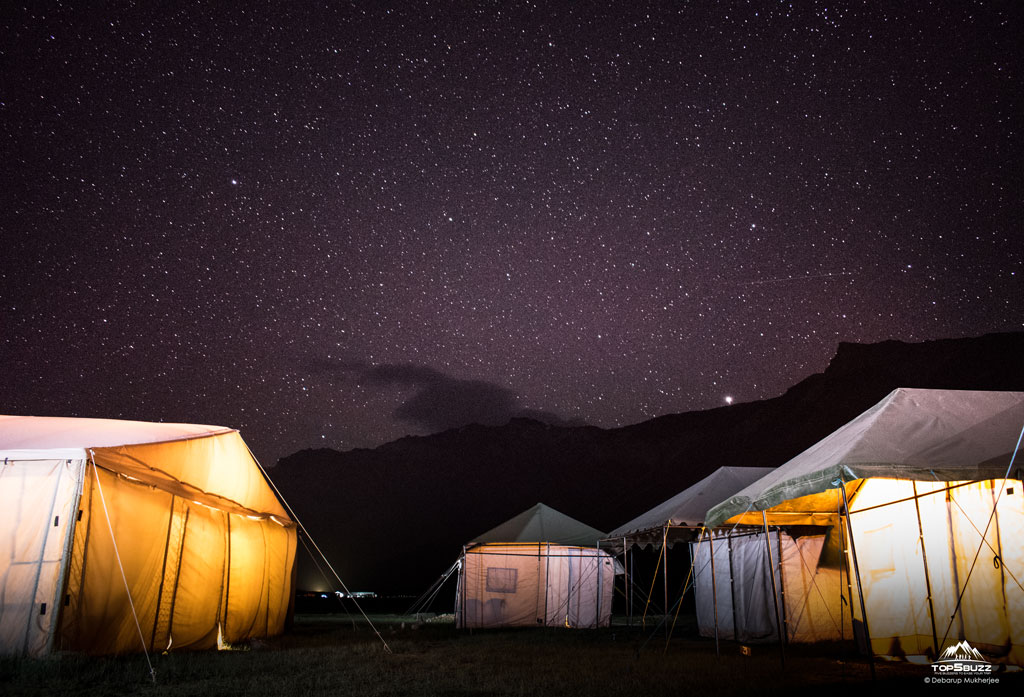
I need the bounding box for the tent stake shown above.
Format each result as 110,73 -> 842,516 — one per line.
839,483 -> 875,681
762,511 -> 785,669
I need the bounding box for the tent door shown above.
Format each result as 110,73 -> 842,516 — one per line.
0,458 -> 85,657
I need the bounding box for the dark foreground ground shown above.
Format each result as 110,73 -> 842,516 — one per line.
1,614 -> 1019,696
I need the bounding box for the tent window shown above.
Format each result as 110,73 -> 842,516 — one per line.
485,567 -> 518,594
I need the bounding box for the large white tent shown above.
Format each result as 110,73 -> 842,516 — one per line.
601,467 -> 774,627
0,415 -> 297,656
606,466 -> 775,550
455,503 -> 615,629
705,388 -> 1024,664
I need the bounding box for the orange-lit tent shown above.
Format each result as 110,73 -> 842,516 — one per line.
0,415 -> 297,657
705,388 -> 1024,664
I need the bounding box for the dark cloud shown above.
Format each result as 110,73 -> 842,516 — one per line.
311,359 -> 575,433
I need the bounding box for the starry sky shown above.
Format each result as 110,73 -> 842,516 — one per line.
3,2 -> 1021,466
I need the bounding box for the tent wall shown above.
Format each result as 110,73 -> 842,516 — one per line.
0,420 -> 298,657
543,546 -> 613,628
692,529 -> 850,643
0,458 -> 85,657
847,477 -> 1024,663
57,463 -> 296,654
457,544 -> 614,629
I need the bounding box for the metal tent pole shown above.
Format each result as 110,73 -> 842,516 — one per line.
623,537 -> 630,627
727,532 -> 737,641
912,481 -> 940,659
839,482 -> 876,681
762,511 -> 785,669
662,526 -> 669,638
707,528 -> 720,657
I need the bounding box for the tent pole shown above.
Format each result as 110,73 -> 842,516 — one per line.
839,483 -> 876,681
707,527 -> 720,657
662,526 -> 669,638
460,544 -> 468,626
727,532 -> 737,642
762,511 -> 785,668
623,537 -> 630,627
622,540 -> 630,626
776,528 -> 787,648
544,543 -> 552,627
47,458 -> 86,655
912,481 -> 940,659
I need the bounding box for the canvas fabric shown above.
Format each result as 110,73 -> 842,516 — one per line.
0,418 -> 296,656
457,543 -> 614,629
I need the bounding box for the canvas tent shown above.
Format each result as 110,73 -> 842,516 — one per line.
455,503 -> 615,629
0,415 -> 297,657
601,466 -> 775,628
605,466 -> 776,550
690,525 -> 851,644
705,388 -> 1024,663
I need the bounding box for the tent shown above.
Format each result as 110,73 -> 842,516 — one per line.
690,525 -> 850,644
705,388 -> 1024,663
606,466 -> 776,550
455,503 -> 615,629
0,415 -> 297,656
601,466 -> 776,629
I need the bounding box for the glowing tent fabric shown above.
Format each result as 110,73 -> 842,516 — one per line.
691,528 -> 850,644
456,504 -> 614,629
702,388 -> 1024,663
0,416 -> 297,656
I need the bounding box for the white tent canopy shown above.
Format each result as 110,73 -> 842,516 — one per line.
703,388 -> 1024,663
469,502 -> 606,547
706,388 -> 1024,528
605,466 -> 775,551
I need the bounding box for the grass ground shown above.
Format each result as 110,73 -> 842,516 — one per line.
1,614 -> 1017,696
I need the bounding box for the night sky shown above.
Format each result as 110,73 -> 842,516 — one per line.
3,2 -> 1021,466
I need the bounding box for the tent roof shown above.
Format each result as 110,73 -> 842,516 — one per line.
0,415 -> 233,454
469,503 -> 606,546
606,466 -> 776,539
705,388 -> 1024,528
0,415 -> 288,520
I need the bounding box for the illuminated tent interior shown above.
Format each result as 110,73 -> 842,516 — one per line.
0,415 -> 297,657
690,525 -> 851,644
704,388 -> 1024,664
455,503 -> 615,629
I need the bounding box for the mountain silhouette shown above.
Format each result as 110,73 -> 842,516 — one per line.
272,331 -> 1024,594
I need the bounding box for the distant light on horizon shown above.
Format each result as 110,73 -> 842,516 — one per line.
725,396 -> 734,405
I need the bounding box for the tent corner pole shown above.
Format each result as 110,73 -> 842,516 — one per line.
662,526 -> 669,639
838,482 -> 876,681
706,527 -> 720,658
623,536 -> 630,627
912,481 -> 940,659
761,511 -> 785,669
